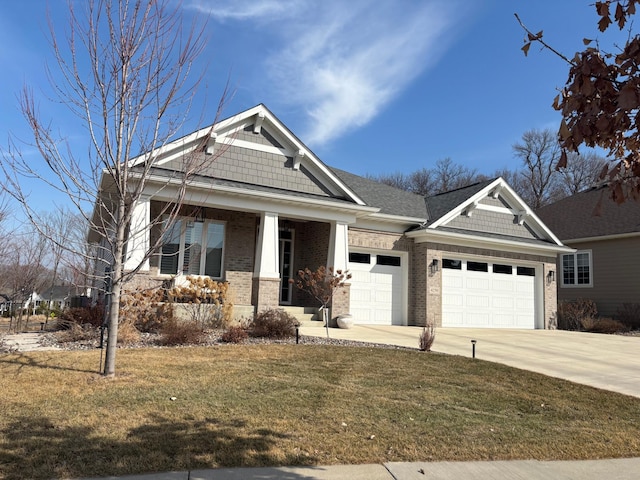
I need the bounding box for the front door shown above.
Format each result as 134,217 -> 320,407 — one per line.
279,229 -> 294,304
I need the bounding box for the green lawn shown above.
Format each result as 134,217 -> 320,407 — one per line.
1,344 -> 639,479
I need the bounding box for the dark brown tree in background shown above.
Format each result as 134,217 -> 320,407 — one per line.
517,1 -> 640,202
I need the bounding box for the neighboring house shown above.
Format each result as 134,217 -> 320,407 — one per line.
536,185 -> 640,317
89,104 -> 571,329
27,286 -> 79,314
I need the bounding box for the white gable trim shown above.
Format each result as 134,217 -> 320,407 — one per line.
131,104 -> 367,206
428,178 -> 565,247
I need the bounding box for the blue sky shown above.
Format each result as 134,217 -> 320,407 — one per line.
0,1 -> 619,217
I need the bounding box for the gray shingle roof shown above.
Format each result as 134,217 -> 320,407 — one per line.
425,179 -> 496,225
329,167 -> 428,219
536,185 -> 640,239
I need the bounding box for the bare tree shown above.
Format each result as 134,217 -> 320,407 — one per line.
0,0 -> 227,376
0,231 -> 49,332
408,167 -> 436,196
557,151 -> 608,196
368,159 -> 481,197
432,158 -> 483,194
512,129 -> 563,208
368,172 -> 412,192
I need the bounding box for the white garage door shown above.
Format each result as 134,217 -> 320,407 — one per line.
442,259 -> 536,328
348,252 -> 404,325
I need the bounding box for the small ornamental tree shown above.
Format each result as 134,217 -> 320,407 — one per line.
292,266 -> 351,338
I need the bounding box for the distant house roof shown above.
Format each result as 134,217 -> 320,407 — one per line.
536,185 -> 640,240
38,286 -> 78,300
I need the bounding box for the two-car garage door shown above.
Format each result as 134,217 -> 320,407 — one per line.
442,258 -> 537,329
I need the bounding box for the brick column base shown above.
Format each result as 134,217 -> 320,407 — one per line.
329,283 -> 350,327
252,277 -> 281,313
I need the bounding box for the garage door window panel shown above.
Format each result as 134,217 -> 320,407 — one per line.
467,261 -> 488,272
443,259 -> 462,270
493,264 -> 513,274
349,252 -> 371,264
377,255 -> 401,267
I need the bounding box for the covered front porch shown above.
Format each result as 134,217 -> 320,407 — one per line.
123,191 -> 374,321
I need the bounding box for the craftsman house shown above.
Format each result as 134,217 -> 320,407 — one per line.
90,105 -> 571,328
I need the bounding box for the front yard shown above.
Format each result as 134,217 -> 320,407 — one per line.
1,345 -> 640,479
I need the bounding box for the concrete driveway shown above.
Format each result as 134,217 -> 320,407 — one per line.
300,325 -> 640,398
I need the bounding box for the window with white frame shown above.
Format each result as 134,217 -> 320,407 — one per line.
160,218 -> 225,278
561,251 -> 592,287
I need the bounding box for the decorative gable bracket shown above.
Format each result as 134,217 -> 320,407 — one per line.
491,185 -> 503,199
253,112 -> 265,134
517,210 -> 529,225
204,133 -> 217,156
464,200 -> 479,217
293,150 -> 305,171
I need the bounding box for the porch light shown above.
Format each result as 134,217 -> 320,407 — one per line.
430,258 -> 439,274
547,270 -> 556,284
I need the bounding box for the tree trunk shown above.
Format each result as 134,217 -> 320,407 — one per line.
103,278 -> 121,377
103,200 -> 127,377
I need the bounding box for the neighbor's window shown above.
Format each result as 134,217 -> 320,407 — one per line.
160,218 -> 225,278
561,251 -> 592,287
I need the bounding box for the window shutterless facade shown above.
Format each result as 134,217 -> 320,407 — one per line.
561,251 -> 592,287
160,218 -> 225,278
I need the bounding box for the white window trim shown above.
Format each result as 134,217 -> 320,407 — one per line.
560,250 -> 593,288
160,217 -> 226,279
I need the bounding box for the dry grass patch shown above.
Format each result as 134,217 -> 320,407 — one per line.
1,345 -> 640,479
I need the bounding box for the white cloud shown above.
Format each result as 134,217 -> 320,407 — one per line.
187,0 -> 304,21
192,0 -> 461,146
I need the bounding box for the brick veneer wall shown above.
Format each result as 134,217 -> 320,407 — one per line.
146,203 -> 257,306
252,277 -> 281,312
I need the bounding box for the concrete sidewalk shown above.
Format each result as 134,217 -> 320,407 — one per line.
80,457 -> 640,479
1,332 -> 60,352
300,325 -> 640,398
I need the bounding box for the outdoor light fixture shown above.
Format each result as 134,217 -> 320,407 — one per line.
547,270 -> 556,284
430,258 -> 440,274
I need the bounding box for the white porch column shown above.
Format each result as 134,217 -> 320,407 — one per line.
124,196 -> 150,272
254,212 -> 280,279
327,221 -> 349,273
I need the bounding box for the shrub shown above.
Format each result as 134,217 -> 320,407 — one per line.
55,323 -> 97,343
119,288 -> 173,333
616,303 -> 640,330
557,298 -> 598,331
159,318 -> 206,346
583,317 -> 629,334
169,276 -> 233,329
117,318 -> 141,345
220,325 -> 249,344
419,324 -> 436,352
57,305 -> 105,330
250,309 -> 299,339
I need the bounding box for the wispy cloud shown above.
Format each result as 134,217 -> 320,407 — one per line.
188,0 -> 305,21
190,0 -> 460,146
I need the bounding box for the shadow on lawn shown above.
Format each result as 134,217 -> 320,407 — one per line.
0,353 -> 99,374
0,414 -> 319,480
